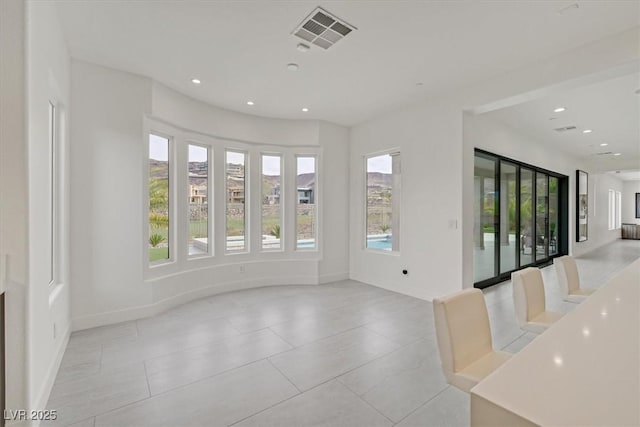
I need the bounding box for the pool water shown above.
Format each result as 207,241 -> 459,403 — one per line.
295,237 -> 392,250
367,236 -> 392,250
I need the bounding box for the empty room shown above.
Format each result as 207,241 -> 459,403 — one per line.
1,1 -> 639,426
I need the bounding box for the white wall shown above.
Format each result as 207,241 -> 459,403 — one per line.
151,82 -> 320,147
318,121 -> 350,283
0,0 -> 29,419
26,0 -> 72,414
350,28 -> 639,299
622,181 -> 640,224
589,173 -> 623,244
70,62 -> 350,330
350,99 -> 463,300
70,61 -> 153,325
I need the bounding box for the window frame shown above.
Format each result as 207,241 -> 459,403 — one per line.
608,189 -> 615,231
143,118 -> 322,279
48,101 -> 57,285
225,149 -> 249,254
260,152 -> 284,252
364,150 -> 400,254
147,131 -> 175,267
295,154 -> 318,252
187,142 -> 213,259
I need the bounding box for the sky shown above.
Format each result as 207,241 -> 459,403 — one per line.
367,154 -> 392,174
150,134 -> 317,175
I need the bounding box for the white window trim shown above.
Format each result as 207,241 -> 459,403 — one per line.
147,130 -> 175,267
187,142 -> 213,259
48,101 -> 57,286
260,152 -> 284,252
295,154 -> 319,252
225,149 -> 249,254
364,150 -> 400,254
143,117 -> 322,280
615,190 -> 622,230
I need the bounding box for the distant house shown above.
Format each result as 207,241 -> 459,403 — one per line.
297,187 -> 314,204
189,184 -> 207,204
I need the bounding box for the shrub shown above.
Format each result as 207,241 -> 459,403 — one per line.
149,233 -> 165,247
270,224 -> 281,239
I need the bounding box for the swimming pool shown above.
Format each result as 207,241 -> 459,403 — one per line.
295,236 -> 392,250
367,236 -> 392,250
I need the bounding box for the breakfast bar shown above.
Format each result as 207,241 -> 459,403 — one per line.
470,259 -> 640,426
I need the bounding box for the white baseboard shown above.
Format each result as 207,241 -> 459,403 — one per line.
71,275 -> 320,331
318,271 -> 349,284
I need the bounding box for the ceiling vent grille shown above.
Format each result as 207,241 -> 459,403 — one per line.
553,125 -> 577,132
292,7 -> 356,50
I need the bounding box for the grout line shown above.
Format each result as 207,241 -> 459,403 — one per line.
142,361 -> 152,398
393,384 -> 451,426
266,357 -> 302,394
345,384 -> 396,425
266,327 -> 296,349
500,331 -> 526,351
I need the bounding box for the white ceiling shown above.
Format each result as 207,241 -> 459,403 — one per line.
485,73 -> 640,176
54,1 -> 640,126
607,170 -> 640,181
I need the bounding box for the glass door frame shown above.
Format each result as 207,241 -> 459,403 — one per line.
474,149 -> 569,289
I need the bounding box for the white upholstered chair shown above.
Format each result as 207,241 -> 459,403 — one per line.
433,288 -> 511,393
512,267 -> 564,333
554,255 -> 595,303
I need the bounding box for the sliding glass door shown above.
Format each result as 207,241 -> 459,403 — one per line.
473,149 -> 568,288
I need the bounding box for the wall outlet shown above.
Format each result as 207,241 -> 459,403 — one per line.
239,265 -> 245,273
53,322 -> 57,339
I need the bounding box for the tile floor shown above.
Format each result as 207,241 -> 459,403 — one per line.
46,239 -> 640,426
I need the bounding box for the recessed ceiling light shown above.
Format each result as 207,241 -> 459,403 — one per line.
247,101 -> 254,106
416,82 -> 423,87
191,78 -> 201,84
600,143 -> 608,147
583,129 -> 592,134
301,107 -> 309,112
287,63 -> 299,71
297,43 -> 310,53
554,107 -> 566,113
613,153 -> 622,156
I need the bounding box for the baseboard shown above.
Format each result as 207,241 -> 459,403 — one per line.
71,275 -> 320,331
318,271 -> 349,284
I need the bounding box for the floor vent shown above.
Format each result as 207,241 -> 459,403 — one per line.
292,7 -> 356,50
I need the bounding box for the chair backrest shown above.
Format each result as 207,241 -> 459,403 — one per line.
512,267 -> 546,327
433,288 -> 493,378
554,255 -> 580,296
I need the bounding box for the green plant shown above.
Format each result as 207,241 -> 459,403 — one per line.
270,224 -> 281,239
149,233 -> 165,247
380,224 -> 390,233
149,212 -> 169,229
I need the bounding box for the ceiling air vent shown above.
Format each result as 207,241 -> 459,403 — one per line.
292,7 -> 356,50
593,152 -> 613,156
553,126 -> 577,132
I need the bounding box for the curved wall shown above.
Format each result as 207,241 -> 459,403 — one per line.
70,61 -> 349,330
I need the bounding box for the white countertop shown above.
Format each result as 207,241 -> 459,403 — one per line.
471,259 -> 640,426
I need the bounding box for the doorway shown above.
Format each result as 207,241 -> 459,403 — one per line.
473,149 -> 568,288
